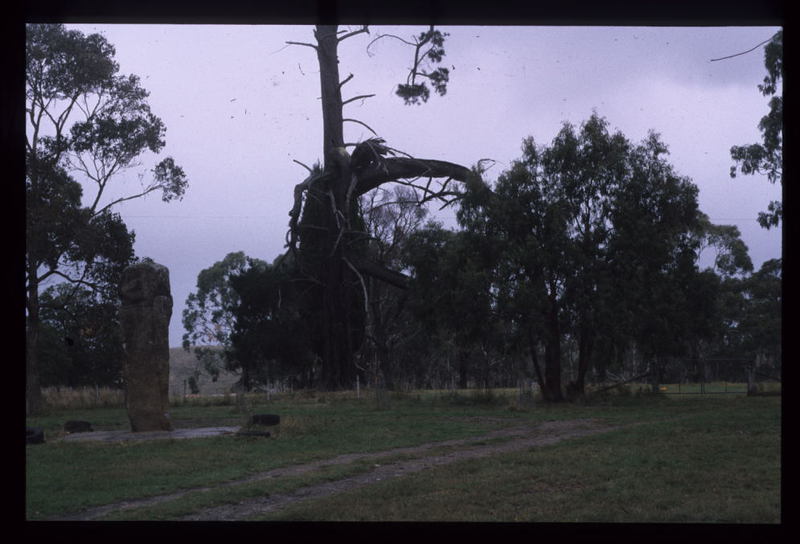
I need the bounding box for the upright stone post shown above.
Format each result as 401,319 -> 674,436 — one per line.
119,261 -> 173,432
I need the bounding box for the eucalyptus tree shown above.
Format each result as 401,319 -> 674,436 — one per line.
729,30 -> 782,229
38,282 -> 125,388
606,131 -> 703,387
25,24 -> 188,413
358,185 -> 429,389
227,256 -> 318,390
402,220 -> 502,390
462,115 -> 706,401
283,25 -> 480,390
475,135 -> 572,401
740,259 -> 781,372
182,251 -> 267,386
541,115 -> 630,398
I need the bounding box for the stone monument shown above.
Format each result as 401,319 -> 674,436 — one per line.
119,261 -> 173,432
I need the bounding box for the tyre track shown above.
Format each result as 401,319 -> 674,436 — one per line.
50,418 -> 618,521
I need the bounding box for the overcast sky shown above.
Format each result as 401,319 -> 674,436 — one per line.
60,24 -> 782,348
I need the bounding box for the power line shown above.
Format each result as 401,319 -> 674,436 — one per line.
709,36 -> 775,62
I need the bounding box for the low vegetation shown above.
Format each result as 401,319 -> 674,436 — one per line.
26,389 -> 780,522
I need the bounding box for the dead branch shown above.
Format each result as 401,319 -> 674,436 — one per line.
349,255 -> 410,290
354,156 -> 474,196
287,169 -> 329,252
342,94 -> 376,106
367,33 -> 417,56
292,159 -> 314,173
343,257 -> 370,316
337,26 -> 370,43
286,41 -> 318,51
343,118 -> 378,136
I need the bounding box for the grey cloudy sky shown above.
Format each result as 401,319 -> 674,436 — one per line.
62,24 -> 782,348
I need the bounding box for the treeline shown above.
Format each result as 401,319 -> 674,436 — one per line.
36,114 -> 781,399
27,25 -> 782,409
179,114 -> 780,400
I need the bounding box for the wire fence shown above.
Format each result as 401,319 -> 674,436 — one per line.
651,356 -> 781,396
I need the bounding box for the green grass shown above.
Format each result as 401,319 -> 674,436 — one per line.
26,393 -> 528,519
26,390 -> 781,522
255,396 -> 781,523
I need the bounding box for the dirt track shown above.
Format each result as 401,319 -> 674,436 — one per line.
51,418 -> 619,521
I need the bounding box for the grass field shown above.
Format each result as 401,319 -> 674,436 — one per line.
25,388 -> 781,522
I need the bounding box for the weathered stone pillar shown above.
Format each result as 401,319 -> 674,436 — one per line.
119,261 -> 173,432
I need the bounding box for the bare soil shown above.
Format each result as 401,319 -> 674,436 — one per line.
51,418 -> 619,521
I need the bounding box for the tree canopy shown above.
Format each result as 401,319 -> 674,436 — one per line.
729,30 -> 783,229
25,24 -> 188,413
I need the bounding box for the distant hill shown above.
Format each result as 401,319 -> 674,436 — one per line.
169,346 -> 240,396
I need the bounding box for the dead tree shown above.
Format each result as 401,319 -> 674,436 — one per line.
284,25 -> 479,390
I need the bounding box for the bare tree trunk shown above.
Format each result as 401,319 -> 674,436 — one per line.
315,26 -> 346,158
313,25 -> 360,391
289,25 -> 476,391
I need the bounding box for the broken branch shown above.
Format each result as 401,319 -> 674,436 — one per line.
338,26 -> 370,43
343,118 -> 378,136
342,94 -> 376,106
286,41 -> 318,50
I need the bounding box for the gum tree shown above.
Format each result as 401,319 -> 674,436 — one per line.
461,116 -> 704,401
729,30 -> 783,229
26,24 -> 188,414
283,25 -> 480,390
182,251 -> 267,389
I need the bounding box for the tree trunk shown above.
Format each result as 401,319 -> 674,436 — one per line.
568,319 -> 594,399
313,25 -> 360,391
527,330 -> 546,395
457,349 -> 469,389
315,25 -> 346,159
542,292 -> 564,402
26,270 -> 44,416
293,25 -> 474,390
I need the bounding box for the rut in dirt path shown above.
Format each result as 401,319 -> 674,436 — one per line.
51,418 -> 619,521
180,418 -> 619,521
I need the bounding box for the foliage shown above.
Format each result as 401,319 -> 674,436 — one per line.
38,283 -> 125,388
394,27 -> 451,105
454,114 -> 715,400
402,221 -> 504,389
182,252 -> 267,384
729,30 -> 782,229
228,256 -> 318,390
358,186 -> 429,388
719,259 -> 782,364
25,23 -> 188,410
